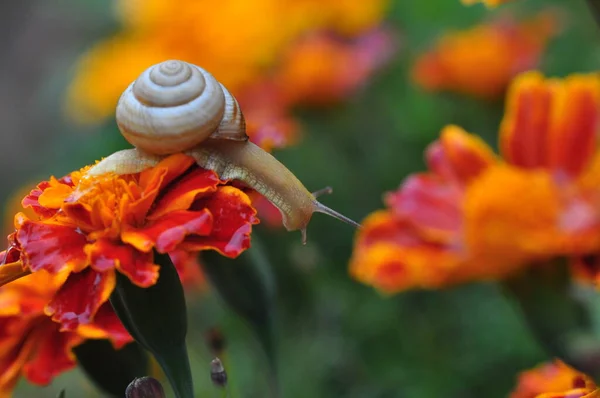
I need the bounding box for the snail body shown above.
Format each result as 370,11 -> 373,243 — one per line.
87,60 -> 359,242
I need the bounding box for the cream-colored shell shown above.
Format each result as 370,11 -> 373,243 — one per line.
116,60 -> 247,155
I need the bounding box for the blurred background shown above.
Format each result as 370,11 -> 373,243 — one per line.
4,0 -> 600,396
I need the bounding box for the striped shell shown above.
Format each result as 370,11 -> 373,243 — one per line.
116,60 -> 247,155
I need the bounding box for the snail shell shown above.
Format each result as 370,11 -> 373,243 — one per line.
87,60 -> 360,243
116,60 -> 247,155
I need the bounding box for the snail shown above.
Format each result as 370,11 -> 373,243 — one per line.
87,60 -> 360,243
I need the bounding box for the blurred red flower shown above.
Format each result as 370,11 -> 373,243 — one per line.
0,263 -> 131,397
66,0 -> 395,152
350,71 -> 600,292
510,360 -> 598,398
412,12 -> 559,99
462,0 -> 514,6
0,154 -> 258,331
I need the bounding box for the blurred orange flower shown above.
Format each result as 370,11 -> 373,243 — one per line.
412,12 -> 558,99
350,71 -> 600,293
0,153 -> 258,331
462,0 -> 514,6
0,263 -> 131,397
66,0 -> 393,150
510,360 -> 598,398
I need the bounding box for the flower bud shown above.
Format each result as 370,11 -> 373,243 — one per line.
125,376 -> 166,398
210,358 -> 228,388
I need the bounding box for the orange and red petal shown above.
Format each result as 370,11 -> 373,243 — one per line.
86,239 -> 158,287
169,250 -> 206,289
0,316 -> 81,396
46,268 -> 116,331
22,320 -> 82,386
510,360 -> 596,398
122,210 -> 213,253
22,177 -> 75,219
461,0 -> 514,6
77,302 -> 132,349
139,153 -> 196,193
384,174 -> 462,244
535,390 -> 600,398
463,164 -> 562,277
249,192 -> 283,228
237,81 -> 300,151
500,72 -> 600,176
149,168 -> 220,220
15,215 -> 87,274
184,186 -> 258,257
273,29 -> 395,106
426,125 -> 496,184
412,15 -> 557,99
349,210 -> 461,292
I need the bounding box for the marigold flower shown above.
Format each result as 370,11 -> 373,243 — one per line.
0,262 -> 131,397
412,12 -> 559,99
510,360 -> 598,398
350,71 -> 600,293
461,0 -> 514,6
1,153 -> 258,331
65,0 -> 392,150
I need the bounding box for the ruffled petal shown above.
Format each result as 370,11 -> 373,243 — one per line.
169,250 -> 206,288
426,125 -> 496,184
45,269 -> 116,330
86,239 -> 158,287
0,323 -> 41,394
149,168 -> 220,220
123,210 -> 213,253
22,321 -> 81,385
385,174 -> 463,244
183,186 -> 258,257
349,210 -> 461,292
15,215 -> 87,274
77,302 -> 133,349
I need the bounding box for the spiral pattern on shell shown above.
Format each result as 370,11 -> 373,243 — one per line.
116,60 -> 246,155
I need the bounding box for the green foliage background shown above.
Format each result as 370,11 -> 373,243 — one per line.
5,0 -> 600,396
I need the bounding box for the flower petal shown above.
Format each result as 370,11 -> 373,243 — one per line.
412,14 -> 558,99
464,164 -> 561,272
15,215 -> 87,274
500,71 -> 600,176
349,210 -> 461,292
149,168 -> 220,220
385,174 -> 463,244
22,321 -> 81,385
183,186 -> 258,257
123,210 -> 213,253
76,302 -> 133,349
426,125 -> 496,184
45,268 -> 116,330
510,360 -> 597,398
86,239 -> 158,287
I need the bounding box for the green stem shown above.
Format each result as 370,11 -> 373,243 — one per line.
587,0 -> 600,28
501,260 -> 592,369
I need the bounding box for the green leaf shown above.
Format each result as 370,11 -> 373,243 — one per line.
202,236 -> 278,384
74,340 -> 149,398
56,389 -> 66,398
109,251 -> 193,398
